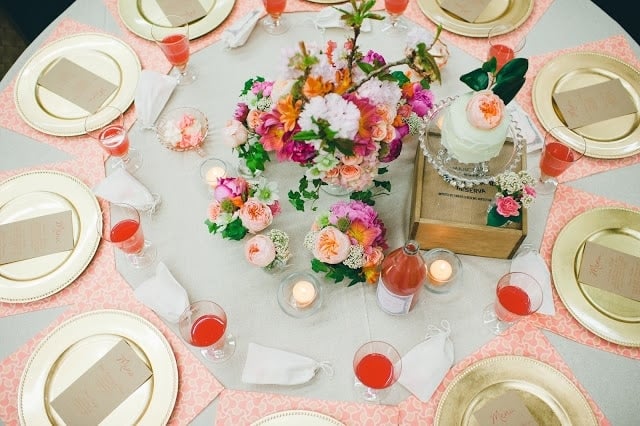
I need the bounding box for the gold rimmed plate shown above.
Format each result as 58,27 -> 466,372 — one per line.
118,0 -> 236,41
251,410 -> 344,426
435,355 -> 597,425
18,309 -> 178,425
14,33 -> 140,137
416,0 -> 533,37
551,207 -> 640,347
0,171 -> 101,304
532,52 -> 640,158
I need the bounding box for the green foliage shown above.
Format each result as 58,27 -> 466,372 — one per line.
336,0 -> 384,29
459,57 -> 529,105
288,176 -> 321,212
205,217 -> 248,241
238,141 -> 270,173
311,258 -> 365,286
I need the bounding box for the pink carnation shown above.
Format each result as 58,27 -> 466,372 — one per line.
496,196 -> 521,217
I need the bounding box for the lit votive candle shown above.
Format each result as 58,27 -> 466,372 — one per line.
205,166 -> 226,187
428,259 -> 453,284
291,280 -> 317,308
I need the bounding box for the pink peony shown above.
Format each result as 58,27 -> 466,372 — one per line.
244,234 -> 276,267
214,177 -> 248,202
238,198 -> 273,233
313,226 -> 351,264
466,90 -> 505,130
222,119 -> 248,147
496,196 -> 521,217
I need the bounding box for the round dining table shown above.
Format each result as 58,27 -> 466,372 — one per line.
1,0 -> 639,425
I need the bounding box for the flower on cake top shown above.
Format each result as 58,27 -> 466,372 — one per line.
487,170 -> 537,227
303,200 -> 387,285
466,90 -> 505,130
205,176 -> 281,240
244,229 -> 291,270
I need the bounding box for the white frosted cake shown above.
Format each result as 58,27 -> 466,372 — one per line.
440,90 -> 510,163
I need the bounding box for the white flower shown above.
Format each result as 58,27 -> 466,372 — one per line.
313,153 -> 339,172
299,94 -> 360,140
356,78 -> 402,117
253,178 -> 279,204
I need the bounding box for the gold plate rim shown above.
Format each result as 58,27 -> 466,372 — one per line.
551,207 -> 640,347
434,355 -> 597,425
416,0 -> 534,38
18,309 -> 178,425
117,0 -> 236,41
532,52 -> 640,159
0,171 -> 101,303
250,410 -> 345,426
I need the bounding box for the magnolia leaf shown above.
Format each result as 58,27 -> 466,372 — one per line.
492,76 -> 525,105
460,68 -> 489,91
482,57 -> 497,74
391,70 -> 410,85
495,58 -> 528,85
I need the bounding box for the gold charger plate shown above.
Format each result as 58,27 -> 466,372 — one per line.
551,207 -> 640,347
18,309 -> 178,425
532,52 -> 640,159
435,355 -> 597,425
14,33 -> 140,137
251,410 -> 344,426
118,0 -> 236,41
0,171 -> 101,304
416,0 -> 533,37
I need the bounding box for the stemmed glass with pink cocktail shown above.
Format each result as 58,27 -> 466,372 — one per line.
261,0 -> 290,35
482,272 -> 543,335
353,341 -> 402,402
382,0 -> 410,33
179,300 -> 236,362
99,202 -> 157,268
536,126 -> 587,194
151,15 -> 196,85
487,24 -> 526,71
84,106 -> 142,173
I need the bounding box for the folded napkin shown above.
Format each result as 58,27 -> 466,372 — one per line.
221,9 -> 263,49
398,321 -> 454,402
510,244 -> 555,315
507,102 -> 544,153
314,5 -> 372,32
134,262 -> 190,323
242,342 -> 333,385
93,168 -> 161,213
135,70 -> 177,129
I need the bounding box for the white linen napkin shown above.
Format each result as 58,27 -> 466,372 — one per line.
507,102 -> 544,153
93,168 -> 160,213
398,321 -> 454,402
314,5 -> 372,32
510,245 -> 555,315
221,9 -> 263,49
134,262 -> 190,323
134,70 -> 177,129
242,342 -> 333,385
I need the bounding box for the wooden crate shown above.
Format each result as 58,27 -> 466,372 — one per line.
409,147 -> 527,259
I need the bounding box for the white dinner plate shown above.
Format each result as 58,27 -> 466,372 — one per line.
13,33 -> 140,136
251,410 -> 344,426
117,0 -> 236,41
0,170 -> 101,303
18,309 -> 178,425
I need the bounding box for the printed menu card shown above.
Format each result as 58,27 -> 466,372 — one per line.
50,339 -> 153,425
37,57 -> 118,114
440,0 -> 492,23
0,210 -> 74,265
156,0 -> 207,25
473,390 -> 538,426
553,79 -> 637,129
578,241 -> 640,301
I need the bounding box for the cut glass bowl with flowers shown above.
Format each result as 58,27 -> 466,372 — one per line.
156,107 -> 208,153
222,0 -> 446,211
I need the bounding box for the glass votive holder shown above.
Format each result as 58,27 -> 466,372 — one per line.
277,271 -> 323,318
199,157 -> 228,190
423,248 -> 462,293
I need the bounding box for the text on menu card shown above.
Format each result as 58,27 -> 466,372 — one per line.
552,79 -> 637,129
0,210 -> 74,265
578,241 -> 640,301
50,339 -> 153,426
473,390 -> 538,426
156,0 -> 208,25
440,0 -> 492,23
37,58 -> 118,114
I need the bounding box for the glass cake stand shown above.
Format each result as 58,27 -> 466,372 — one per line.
419,96 -> 526,188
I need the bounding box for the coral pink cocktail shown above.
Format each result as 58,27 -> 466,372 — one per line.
487,24 -> 526,70
264,0 -> 286,16
536,126 -> 586,194
179,300 -> 236,362
151,16 -> 196,85
261,0 -> 289,35
101,202 -> 156,268
383,0 -> 409,32
158,33 -> 189,68
353,341 -> 401,402
98,125 -> 129,157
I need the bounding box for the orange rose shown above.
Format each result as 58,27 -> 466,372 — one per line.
246,109 -> 263,130
371,122 -> 388,142
325,167 -> 340,179
341,156 -> 362,166
340,164 -> 362,182
313,227 -> 351,264
238,198 -> 273,233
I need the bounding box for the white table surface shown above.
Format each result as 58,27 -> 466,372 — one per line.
1,1 -> 639,425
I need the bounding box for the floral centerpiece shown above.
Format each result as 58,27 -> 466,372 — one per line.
486,170 -> 536,227
205,176 -> 281,240
223,0 -> 445,211
244,229 -> 291,271
303,200 -> 387,286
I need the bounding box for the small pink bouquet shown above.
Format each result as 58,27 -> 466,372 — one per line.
303,200 -> 387,285
205,176 -> 281,240
487,171 -> 536,227
244,229 -> 291,271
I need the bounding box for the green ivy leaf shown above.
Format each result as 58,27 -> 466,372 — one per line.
221,217 -> 247,240
460,68 -> 490,91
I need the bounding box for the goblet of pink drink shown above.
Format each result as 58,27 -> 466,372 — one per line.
353,341 -> 401,402
151,16 -> 196,85
84,106 -> 142,173
261,0 -> 290,35
482,272 -> 543,335
536,126 -> 587,194
487,24 -> 526,70
100,202 -> 157,268
382,0 -> 410,33
178,300 -> 236,362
